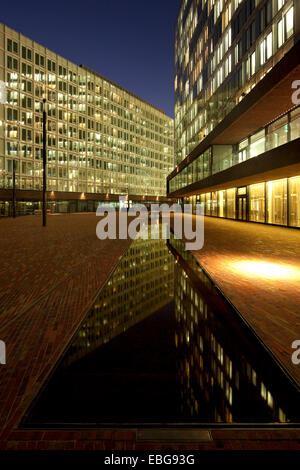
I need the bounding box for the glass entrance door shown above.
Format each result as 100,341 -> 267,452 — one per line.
237,195 -> 247,220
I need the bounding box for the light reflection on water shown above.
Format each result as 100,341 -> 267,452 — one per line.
23,232 -> 300,426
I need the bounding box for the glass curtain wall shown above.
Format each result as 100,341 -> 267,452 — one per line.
227,188 -> 236,219
267,179 -> 287,225
290,108 -> 300,140
182,177 -> 300,227
211,192 -> 218,216
218,190 -> 226,218
205,193 -> 212,216
289,176 -> 300,227
249,183 -> 265,222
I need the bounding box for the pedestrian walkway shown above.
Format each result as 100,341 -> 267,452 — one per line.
182,215 -> 300,388
0,213 -> 300,450
0,213 -> 132,446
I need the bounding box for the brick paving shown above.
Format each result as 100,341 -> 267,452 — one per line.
185,216 -> 300,389
0,214 -> 134,449
0,213 -> 300,451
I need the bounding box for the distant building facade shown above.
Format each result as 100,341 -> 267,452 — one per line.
0,23 -> 174,215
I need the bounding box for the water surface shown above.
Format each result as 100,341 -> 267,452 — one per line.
23,233 -> 300,426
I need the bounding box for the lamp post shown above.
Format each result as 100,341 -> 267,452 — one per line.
42,98 -> 47,227
12,159 -> 16,218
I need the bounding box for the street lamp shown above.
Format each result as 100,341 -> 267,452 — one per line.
12,159 -> 16,218
42,98 -> 47,227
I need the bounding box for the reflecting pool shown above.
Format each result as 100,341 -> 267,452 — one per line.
23,231 -> 300,426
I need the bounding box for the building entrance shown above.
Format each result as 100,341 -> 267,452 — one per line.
237,194 -> 247,220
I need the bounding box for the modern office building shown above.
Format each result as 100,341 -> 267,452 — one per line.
0,23 -> 174,215
168,0 -> 300,228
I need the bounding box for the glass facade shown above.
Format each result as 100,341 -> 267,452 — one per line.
267,178 -> 287,225
211,191 -> 218,215
169,105 -> 300,194
249,182 -> 265,222
0,23 -> 174,199
289,176 -> 300,227
169,1 -> 300,232
183,176 -> 300,227
218,190 -> 226,217
174,0 -> 296,165
227,188 -> 236,219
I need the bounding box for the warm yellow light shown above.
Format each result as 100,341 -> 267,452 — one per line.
230,260 -> 300,281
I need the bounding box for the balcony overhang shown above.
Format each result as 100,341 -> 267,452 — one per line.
168,41 -> 300,181
169,138 -> 300,197
212,47 -> 300,145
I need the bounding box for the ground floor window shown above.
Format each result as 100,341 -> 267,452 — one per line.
289,176 -> 300,227
205,193 -> 212,215
219,190 -> 226,218
267,179 -> 287,226
192,175 -> 300,228
211,191 -> 218,216
249,183 -> 265,222
227,188 -> 236,219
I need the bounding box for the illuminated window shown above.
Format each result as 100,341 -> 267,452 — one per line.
267,178 -> 287,226
261,382 -> 267,400
250,51 -> 256,76
286,7 -> 294,38
266,32 -> 272,59
267,392 -> 274,408
289,176 -> 300,228
266,115 -> 288,151
211,191 -> 218,216
205,193 -> 212,215
260,40 -> 265,65
290,107 -> 300,141
249,129 -> 265,158
277,18 -> 284,48
279,408 -> 286,423
218,190 -> 226,218
249,183 -> 265,223
227,188 -> 236,219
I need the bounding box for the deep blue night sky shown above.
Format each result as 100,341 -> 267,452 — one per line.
1,0 -> 181,117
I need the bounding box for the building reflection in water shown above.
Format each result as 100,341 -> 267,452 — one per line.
169,235 -> 299,424
23,233 -> 300,426
63,235 -> 174,367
